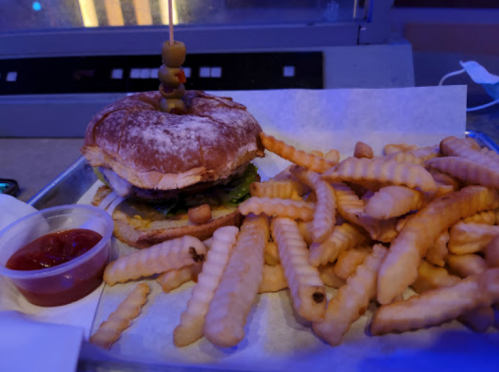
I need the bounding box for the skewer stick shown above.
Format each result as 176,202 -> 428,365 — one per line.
168,0 -> 174,45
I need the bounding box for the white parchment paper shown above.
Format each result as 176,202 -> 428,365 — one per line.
83,87 -> 499,371
216,86 -> 468,180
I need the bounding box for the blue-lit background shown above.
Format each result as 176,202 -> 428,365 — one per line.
0,0 -> 356,30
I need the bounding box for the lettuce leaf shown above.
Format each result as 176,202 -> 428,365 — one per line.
224,164 -> 258,204
93,167 -> 110,187
153,197 -> 179,216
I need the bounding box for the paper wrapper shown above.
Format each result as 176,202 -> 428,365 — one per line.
223,87 -> 469,179
85,87 -> 499,371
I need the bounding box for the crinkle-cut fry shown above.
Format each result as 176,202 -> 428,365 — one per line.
324,149 -> 340,164
260,132 -> 337,172
448,253 -> 495,333
460,306 -> 496,333
480,145 -> 499,164
309,223 -> 369,267
440,136 -> 499,170
395,213 -> 415,233
481,239 -> 499,331
318,264 -> 346,288
306,191 -> 317,203
238,197 -> 315,221
411,261 -> 493,332
434,183 -> 455,198
258,264 -> 288,293
104,236 -> 206,286
377,186 -> 499,305
372,268 -> 499,335
202,238 -> 212,251
310,150 -> 324,158
411,145 -> 441,158
157,264 -> 202,293
425,231 -> 449,267
365,186 -> 426,219
203,215 -> 267,348
412,260 -> 460,293
465,136 -> 482,151
250,180 -> 310,200
264,241 -> 280,266
384,143 -> 418,155
354,141 -> 374,159
313,245 -> 387,346
334,246 -> 372,280
297,221 -> 314,246
90,283 -> 149,349
357,214 -> 399,243
444,252 -> 494,332
291,166 -> 336,243
426,157 -> 499,188
430,170 -> 460,191
463,210 -> 496,225
386,145 -> 440,166
429,170 -> 458,199
448,222 -> 499,255
485,236 -> 499,268
330,182 -> 364,225
446,254 -> 487,278
174,226 -> 239,347
271,218 -> 326,321
323,157 -> 437,192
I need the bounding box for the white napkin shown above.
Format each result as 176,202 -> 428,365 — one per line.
0,311 -> 83,372
0,194 -> 38,231
0,194 -> 104,340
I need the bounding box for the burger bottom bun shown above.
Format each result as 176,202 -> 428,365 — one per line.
113,207 -> 242,249
92,185 -> 243,249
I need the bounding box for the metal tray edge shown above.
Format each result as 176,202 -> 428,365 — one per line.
27,156 -> 96,209
465,130 -> 499,153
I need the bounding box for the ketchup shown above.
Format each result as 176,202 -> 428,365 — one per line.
7,229 -> 108,307
7,229 -> 102,271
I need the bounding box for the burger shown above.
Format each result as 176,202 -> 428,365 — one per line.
81,90 -> 264,248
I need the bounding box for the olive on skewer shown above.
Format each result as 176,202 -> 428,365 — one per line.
159,40 -> 187,114
161,41 -> 186,67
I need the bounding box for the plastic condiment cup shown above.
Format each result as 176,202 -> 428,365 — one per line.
0,205 -> 113,307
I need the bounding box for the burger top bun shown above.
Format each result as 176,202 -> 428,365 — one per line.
81,91 -> 264,191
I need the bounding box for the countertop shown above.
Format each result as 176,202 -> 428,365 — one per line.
0,138 -> 84,202
1,107 -> 498,203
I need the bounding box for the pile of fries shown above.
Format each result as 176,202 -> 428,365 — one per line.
90,133 -> 499,349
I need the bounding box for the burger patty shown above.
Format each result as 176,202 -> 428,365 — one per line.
98,164 -> 248,202
128,178 -> 230,201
